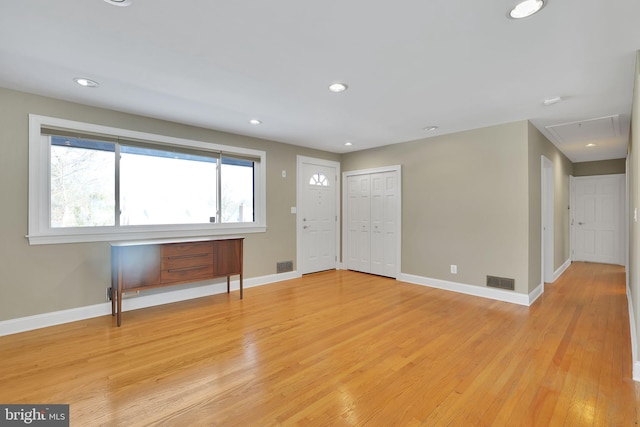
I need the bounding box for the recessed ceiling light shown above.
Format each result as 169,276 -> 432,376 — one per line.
103,0 -> 132,6
73,77 -> 99,88
423,126 -> 439,131
249,119 -> 262,125
586,143 -> 596,148
508,0 -> 544,19
344,142 -> 353,146
328,83 -> 348,93
543,96 -> 562,106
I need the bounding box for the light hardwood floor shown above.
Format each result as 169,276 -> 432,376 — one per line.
1,262 -> 638,426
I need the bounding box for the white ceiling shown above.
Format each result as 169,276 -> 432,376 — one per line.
1,0 -> 639,162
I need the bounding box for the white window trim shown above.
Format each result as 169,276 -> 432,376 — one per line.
28,114 -> 266,245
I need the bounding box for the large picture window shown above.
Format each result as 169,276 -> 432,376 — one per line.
29,115 -> 266,244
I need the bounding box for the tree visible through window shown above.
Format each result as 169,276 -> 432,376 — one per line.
50,137 -> 257,228
29,114 -> 266,244
221,158 -> 254,223
50,137 -> 115,227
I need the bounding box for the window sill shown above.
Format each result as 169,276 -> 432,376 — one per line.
26,225 -> 266,245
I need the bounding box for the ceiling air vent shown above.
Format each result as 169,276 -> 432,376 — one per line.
487,275 -> 515,291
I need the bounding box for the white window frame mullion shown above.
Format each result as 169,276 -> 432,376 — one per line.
114,143 -> 121,227
43,135 -> 52,232
216,152 -> 222,224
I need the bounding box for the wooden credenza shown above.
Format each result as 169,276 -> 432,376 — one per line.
110,237 -> 244,326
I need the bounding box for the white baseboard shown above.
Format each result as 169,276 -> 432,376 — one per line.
553,258 -> 571,282
627,281 -> 640,382
397,273 -> 536,306
0,303 -> 113,337
529,282 -> 544,305
0,271 -> 301,337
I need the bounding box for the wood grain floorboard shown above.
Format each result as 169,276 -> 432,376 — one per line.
0,262 -> 638,426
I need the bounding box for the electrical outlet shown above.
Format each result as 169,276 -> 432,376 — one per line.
450,264 -> 457,274
106,287 -> 112,301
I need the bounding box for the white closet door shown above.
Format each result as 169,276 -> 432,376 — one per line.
381,171 -> 398,277
346,169 -> 399,278
347,174 -> 371,273
370,173 -> 384,275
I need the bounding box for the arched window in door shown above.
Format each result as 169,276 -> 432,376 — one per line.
309,172 -> 329,186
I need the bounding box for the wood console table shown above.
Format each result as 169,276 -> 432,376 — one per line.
110,237 -> 244,326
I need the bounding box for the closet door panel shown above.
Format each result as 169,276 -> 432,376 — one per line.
347,175 -> 371,273
382,172 -> 398,277
370,174 -> 385,275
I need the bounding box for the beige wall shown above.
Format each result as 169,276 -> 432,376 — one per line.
527,123 -> 574,291
573,159 -> 626,176
0,87 -> 577,323
0,87 -> 339,321
342,121 -> 533,294
629,52 -> 640,361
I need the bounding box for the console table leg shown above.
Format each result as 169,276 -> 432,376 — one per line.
227,276 -> 230,293
240,274 -> 243,299
111,286 -> 116,316
111,246 -> 117,317
117,285 -> 122,327
116,250 -> 123,327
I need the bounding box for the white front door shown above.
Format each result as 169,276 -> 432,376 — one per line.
298,157 -> 339,274
572,174 -> 625,265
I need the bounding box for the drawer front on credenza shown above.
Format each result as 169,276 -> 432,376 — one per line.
161,242 -> 214,284
162,241 -> 213,258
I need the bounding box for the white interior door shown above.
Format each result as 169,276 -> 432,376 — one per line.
541,156 -> 554,283
371,171 -> 398,277
347,174 -> 371,273
572,174 -> 624,265
298,158 -> 339,274
344,166 -> 401,278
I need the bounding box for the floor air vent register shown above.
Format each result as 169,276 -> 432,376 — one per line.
277,261 -> 294,273
486,275 -> 515,291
